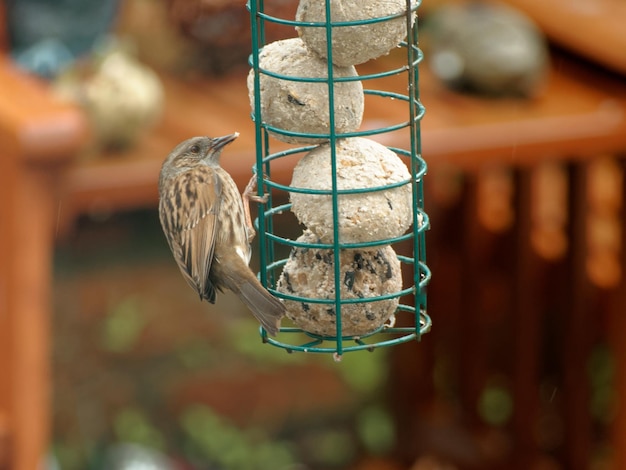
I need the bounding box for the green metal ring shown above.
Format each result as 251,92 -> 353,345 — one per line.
249,45 -> 423,84
264,260 -> 432,298
260,306 -> 431,355
252,90 -> 426,143
258,152 -> 427,185
251,2 -> 420,29
258,204 -> 430,249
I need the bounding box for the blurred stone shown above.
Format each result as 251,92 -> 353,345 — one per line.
425,3 -> 549,97
54,44 -> 163,151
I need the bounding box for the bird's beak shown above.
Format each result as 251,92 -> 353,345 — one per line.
211,132 -> 239,152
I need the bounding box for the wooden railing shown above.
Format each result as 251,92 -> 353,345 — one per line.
388,57 -> 626,469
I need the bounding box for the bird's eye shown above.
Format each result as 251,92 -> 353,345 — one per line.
189,144 -> 201,154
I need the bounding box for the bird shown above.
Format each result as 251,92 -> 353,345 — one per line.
158,133 -> 284,335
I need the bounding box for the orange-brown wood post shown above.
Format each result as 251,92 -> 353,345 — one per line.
0,100 -> 18,470
0,59 -> 87,470
0,164 -> 56,470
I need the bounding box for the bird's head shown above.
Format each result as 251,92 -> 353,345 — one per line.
159,133 -> 239,185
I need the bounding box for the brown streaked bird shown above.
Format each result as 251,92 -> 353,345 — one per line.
158,133 -> 284,335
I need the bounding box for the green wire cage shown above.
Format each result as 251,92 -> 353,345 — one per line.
247,0 -> 430,359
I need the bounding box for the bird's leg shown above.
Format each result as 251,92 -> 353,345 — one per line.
242,174 -> 269,243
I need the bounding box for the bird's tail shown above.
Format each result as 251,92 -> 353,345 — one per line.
236,277 -> 285,336
214,255 -> 285,335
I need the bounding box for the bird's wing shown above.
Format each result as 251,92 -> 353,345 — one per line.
159,167 -> 222,302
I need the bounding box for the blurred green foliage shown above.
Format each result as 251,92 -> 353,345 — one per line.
113,407 -> 166,450
101,296 -> 146,353
180,404 -> 296,469
478,380 -> 513,427
357,405 -> 396,455
588,344 -> 617,424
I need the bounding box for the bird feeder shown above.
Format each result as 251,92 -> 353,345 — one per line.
247,0 -> 430,358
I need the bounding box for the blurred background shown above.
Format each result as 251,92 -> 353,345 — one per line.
1,0 -> 626,469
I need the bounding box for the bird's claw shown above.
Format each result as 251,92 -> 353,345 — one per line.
243,174 -> 269,201
242,174 -> 269,243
